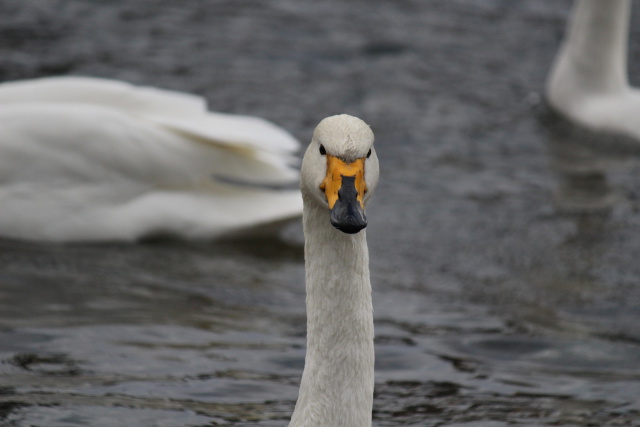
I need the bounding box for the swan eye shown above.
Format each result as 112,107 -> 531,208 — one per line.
319,144 -> 326,155
366,149 -> 372,158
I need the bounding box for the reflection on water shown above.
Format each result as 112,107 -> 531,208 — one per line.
0,237 -> 305,426
544,111 -> 636,214
1,226 -> 640,426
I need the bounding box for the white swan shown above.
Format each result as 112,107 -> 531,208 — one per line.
289,115 -> 379,427
546,0 -> 640,140
0,76 -> 303,242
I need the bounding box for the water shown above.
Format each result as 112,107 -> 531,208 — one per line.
1,0 -> 640,425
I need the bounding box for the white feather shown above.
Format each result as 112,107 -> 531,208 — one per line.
0,76 -> 302,242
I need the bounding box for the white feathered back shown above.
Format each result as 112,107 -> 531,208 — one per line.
0,76 -> 302,242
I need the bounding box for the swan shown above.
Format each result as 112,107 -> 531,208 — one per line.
289,114 -> 379,427
0,76 -> 302,242
545,0 -> 640,140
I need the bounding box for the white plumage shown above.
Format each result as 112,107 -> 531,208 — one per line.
546,0 -> 640,140
290,115 -> 379,427
0,76 -> 302,242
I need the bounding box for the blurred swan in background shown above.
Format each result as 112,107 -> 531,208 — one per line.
546,0 -> 640,141
0,76 -> 302,242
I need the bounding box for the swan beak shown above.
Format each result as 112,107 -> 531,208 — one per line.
320,155 -> 368,234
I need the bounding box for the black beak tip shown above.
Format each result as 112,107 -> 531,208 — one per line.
331,216 -> 367,234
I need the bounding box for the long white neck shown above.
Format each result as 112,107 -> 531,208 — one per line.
289,197 -> 374,427
547,0 -> 631,100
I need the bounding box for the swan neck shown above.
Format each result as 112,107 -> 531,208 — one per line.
552,0 -> 630,93
289,199 -> 374,427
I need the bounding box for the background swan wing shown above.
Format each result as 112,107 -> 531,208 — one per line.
0,76 -> 300,183
0,77 -> 303,241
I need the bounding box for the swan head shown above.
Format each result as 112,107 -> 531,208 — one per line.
301,114 -> 379,234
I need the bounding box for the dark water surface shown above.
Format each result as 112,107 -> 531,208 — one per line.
1,0 -> 640,425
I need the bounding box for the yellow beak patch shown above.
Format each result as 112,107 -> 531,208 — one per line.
320,154 -> 367,209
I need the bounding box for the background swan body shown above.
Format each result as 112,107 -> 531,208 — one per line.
290,115 -> 379,427
545,0 -> 640,140
0,76 -> 302,242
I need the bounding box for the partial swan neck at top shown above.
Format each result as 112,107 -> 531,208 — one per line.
288,197 -> 374,427
547,0 -> 631,97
